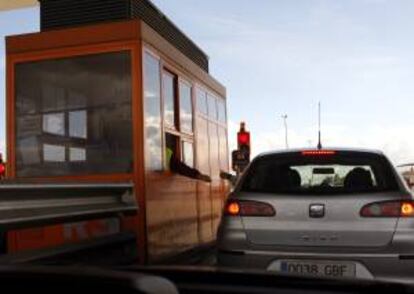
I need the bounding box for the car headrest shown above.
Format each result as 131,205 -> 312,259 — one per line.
263,167 -> 301,191
287,169 -> 301,188
344,167 -> 373,190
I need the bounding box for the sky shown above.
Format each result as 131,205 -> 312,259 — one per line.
2,1 -> 414,164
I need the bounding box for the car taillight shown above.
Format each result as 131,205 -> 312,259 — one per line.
360,200 -> 414,217
225,200 -> 275,217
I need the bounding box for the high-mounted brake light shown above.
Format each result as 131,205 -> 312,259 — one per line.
361,200 -> 414,217
301,150 -> 336,156
225,200 -> 275,217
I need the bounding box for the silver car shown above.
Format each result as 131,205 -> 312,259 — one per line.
217,148 -> 414,282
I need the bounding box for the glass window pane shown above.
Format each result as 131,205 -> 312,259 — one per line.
196,87 -> 207,115
163,72 -> 176,127
43,112 -> 65,136
69,110 -> 87,139
43,144 -> 65,162
15,51 -> 133,177
144,52 -> 163,171
182,141 -> 194,168
207,94 -> 217,120
218,127 -> 228,171
179,81 -> 193,133
196,117 -> 210,175
69,147 -> 86,162
217,99 -> 227,124
18,137 -> 41,165
209,122 -> 219,178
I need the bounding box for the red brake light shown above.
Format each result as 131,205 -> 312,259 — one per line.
401,202 -> 414,216
225,200 -> 275,217
227,202 -> 240,215
0,164 -> 5,174
301,150 -> 336,156
360,201 -> 414,217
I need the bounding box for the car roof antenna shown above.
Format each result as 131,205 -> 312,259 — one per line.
317,101 -> 322,150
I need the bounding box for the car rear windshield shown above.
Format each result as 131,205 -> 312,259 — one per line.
241,151 -> 400,194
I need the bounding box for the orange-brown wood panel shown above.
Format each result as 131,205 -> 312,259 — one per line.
131,40 -> 148,264
196,181 -> 213,243
208,122 -> 223,236
211,181 -> 223,236
8,218 -> 121,253
5,52 -> 15,178
145,172 -> 198,262
6,20 -> 140,54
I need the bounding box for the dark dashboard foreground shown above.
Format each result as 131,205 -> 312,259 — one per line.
0,265 -> 414,294
125,265 -> 414,294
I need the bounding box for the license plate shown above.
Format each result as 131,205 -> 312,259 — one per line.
278,260 -> 356,278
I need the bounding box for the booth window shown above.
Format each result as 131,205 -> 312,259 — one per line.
163,71 -> 177,129
182,141 -> 194,168
207,94 -> 217,120
196,87 -> 208,115
162,68 -> 195,171
144,51 -> 163,171
179,80 -> 193,134
217,99 -> 227,124
15,51 -> 133,177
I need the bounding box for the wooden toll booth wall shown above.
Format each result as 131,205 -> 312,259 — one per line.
6,20 -> 146,261
140,23 -> 228,262
5,19 -> 229,263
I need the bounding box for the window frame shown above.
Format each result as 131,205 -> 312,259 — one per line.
178,78 -> 194,135
194,83 -> 229,174
143,48 -> 164,172
160,66 -> 195,170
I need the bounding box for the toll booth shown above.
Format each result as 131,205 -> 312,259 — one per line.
5,0 -> 229,263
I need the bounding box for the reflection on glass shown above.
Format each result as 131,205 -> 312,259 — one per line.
18,137 -> 40,165
218,127 -> 228,171
144,52 -> 163,171
69,110 -> 87,139
182,141 -> 194,168
163,72 -> 176,127
70,147 -> 86,162
196,87 -> 208,115
217,99 -> 227,124
41,84 -> 66,112
179,81 -> 193,133
43,144 -> 65,162
207,94 -> 217,120
209,122 -> 220,178
43,112 -> 65,135
196,117 -> 210,175
15,51 -> 133,177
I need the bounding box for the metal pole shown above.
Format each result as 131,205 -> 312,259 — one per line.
317,102 -> 322,149
282,114 -> 288,149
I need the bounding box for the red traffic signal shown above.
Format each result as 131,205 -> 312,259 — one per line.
238,132 -> 250,146
0,163 -> 5,178
237,122 -> 250,149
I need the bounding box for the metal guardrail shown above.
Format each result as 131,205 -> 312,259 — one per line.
0,182 -> 137,231
397,163 -> 414,168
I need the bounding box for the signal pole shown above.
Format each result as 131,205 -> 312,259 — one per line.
281,114 -> 288,149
